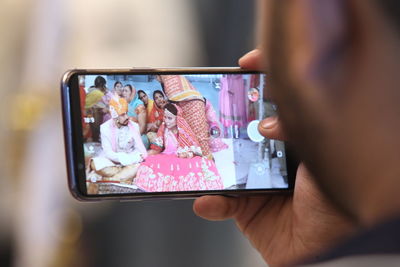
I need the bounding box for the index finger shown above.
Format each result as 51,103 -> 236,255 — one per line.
238,49 -> 262,69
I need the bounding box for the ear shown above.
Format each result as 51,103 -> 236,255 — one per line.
285,0 -> 349,103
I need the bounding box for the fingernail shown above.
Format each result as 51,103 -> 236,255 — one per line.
260,116 -> 277,129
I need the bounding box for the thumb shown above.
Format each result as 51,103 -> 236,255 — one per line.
258,116 -> 286,141
193,195 -> 240,221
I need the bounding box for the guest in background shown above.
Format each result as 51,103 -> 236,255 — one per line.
113,81 -> 123,97
102,81 -> 124,123
85,76 -> 108,142
146,90 -> 168,144
122,84 -> 149,148
147,90 -> 167,132
137,90 -> 154,117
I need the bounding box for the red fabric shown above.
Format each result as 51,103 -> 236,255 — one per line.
180,100 -> 210,157
161,75 -> 202,101
150,104 -> 202,155
148,103 -> 164,124
80,85 -> 92,139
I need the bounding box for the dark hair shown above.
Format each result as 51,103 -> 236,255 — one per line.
153,90 -> 164,100
124,84 -> 133,92
164,103 -> 177,116
137,90 -> 146,97
94,76 -> 107,89
114,81 -> 122,88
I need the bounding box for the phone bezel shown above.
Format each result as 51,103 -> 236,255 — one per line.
61,68 -> 298,201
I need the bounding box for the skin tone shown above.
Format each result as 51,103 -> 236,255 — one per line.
114,83 -> 123,97
194,52 -> 355,266
266,0 -> 400,224
154,92 -> 167,109
101,83 -> 118,114
147,92 -> 167,132
122,85 -> 147,135
147,109 -> 176,156
122,86 -> 134,102
195,0 -> 400,265
148,108 -> 193,158
138,91 -> 149,106
115,113 -> 129,128
163,109 -> 177,132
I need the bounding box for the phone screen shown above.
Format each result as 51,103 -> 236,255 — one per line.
64,70 -> 295,198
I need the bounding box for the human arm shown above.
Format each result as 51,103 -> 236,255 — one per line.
193,50 -> 356,266
136,105 -> 147,135
146,107 -> 158,132
194,117 -> 355,266
146,122 -> 159,132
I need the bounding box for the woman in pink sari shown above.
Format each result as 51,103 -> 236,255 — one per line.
134,103 -> 224,192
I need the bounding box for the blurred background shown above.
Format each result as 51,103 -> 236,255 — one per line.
0,0 -> 266,266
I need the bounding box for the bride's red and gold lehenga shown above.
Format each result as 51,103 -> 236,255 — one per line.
134,104 -> 223,192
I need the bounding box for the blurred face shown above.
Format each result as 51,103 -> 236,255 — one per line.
122,86 -> 135,101
164,109 -> 177,129
117,113 -> 129,127
154,92 -> 166,108
114,83 -> 123,96
264,1 -> 400,222
138,92 -> 148,105
264,1 -> 354,216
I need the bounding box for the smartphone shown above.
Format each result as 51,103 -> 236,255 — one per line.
61,68 -> 297,201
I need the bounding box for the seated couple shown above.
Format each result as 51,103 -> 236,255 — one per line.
88,97 -> 223,192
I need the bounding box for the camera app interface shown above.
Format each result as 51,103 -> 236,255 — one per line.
79,74 -> 288,194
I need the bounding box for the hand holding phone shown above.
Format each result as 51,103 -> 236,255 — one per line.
61,67 -> 297,200
193,51 -> 355,267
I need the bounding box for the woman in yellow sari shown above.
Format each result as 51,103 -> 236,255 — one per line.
85,76 -> 108,142
137,90 -> 154,119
